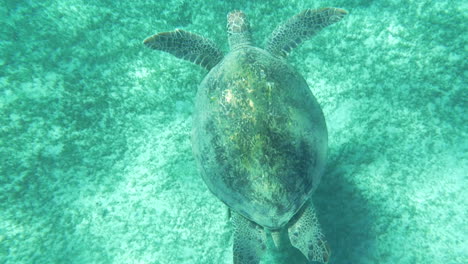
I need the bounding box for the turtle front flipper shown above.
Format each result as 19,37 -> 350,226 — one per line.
288,201 -> 331,263
143,29 -> 223,70
266,8 -> 347,57
232,213 -> 267,264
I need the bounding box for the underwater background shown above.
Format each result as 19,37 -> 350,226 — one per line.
0,0 -> 466,263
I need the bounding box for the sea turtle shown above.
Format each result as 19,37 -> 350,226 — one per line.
143,7 -> 347,264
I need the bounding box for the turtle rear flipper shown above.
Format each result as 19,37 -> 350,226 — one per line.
232,213 -> 267,264
288,201 -> 331,263
143,29 -> 223,70
266,8 -> 347,57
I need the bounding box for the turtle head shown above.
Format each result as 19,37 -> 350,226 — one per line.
227,10 -> 253,50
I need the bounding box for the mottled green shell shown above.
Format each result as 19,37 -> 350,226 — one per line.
192,46 -> 327,229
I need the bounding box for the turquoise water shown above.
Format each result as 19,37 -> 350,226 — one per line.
0,1 -> 466,263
